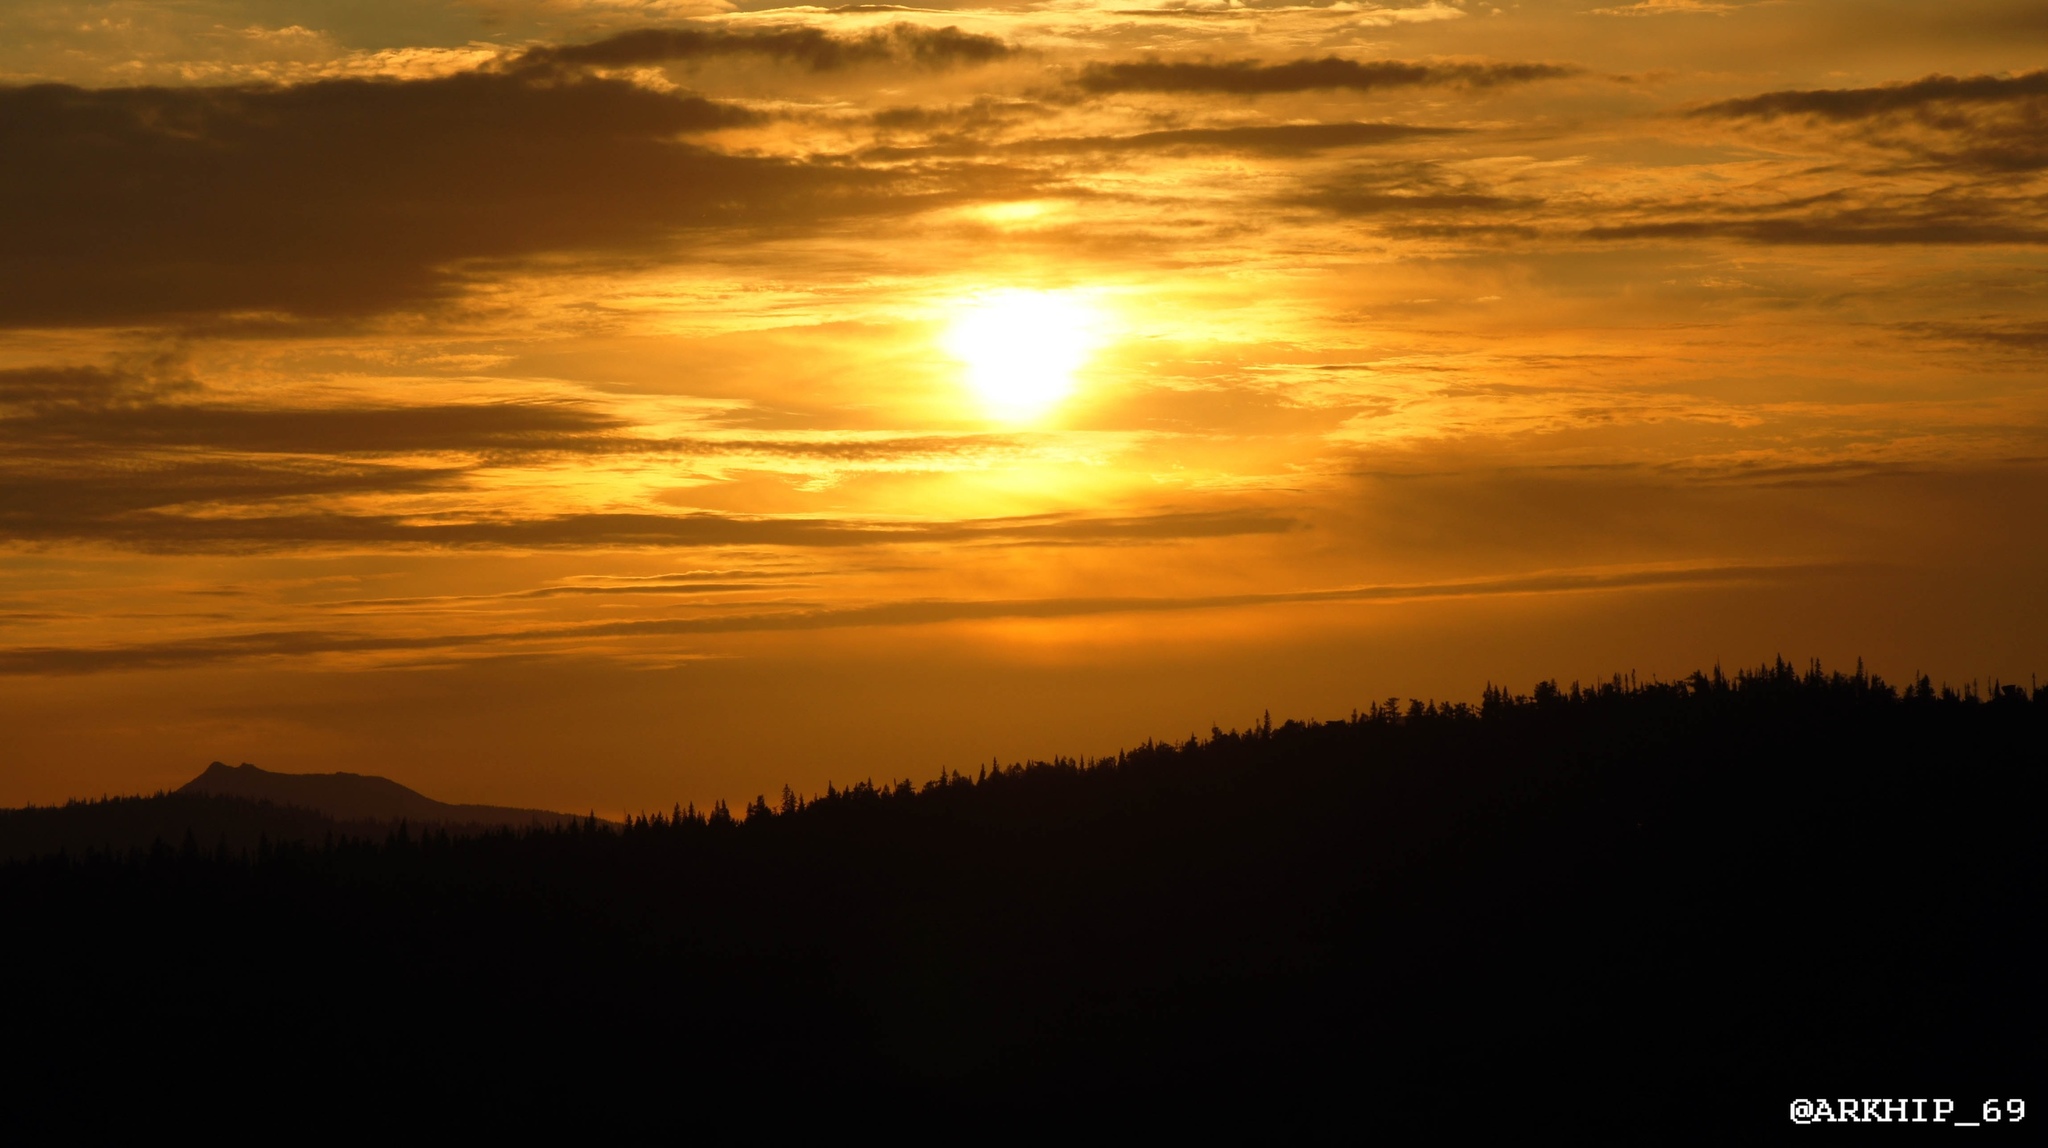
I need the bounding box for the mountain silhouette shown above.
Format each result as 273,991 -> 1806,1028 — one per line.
178,761 -> 582,828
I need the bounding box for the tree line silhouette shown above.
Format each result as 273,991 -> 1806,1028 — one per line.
3,659 -> 2041,1134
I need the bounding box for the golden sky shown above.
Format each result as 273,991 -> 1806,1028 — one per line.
3,0 -> 2045,810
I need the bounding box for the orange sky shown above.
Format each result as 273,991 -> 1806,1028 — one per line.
3,0 -> 2044,811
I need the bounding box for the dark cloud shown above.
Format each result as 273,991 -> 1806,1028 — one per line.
0,63 -> 1016,327
0,361 -> 507,524
0,365 -> 142,406
1691,69 -> 2048,121
1115,121 -> 1456,153
142,507 -> 1294,551
1287,161 -> 1535,218
1305,191 -> 1524,214
1023,121 -> 1458,157
0,443 -> 1297,552
321,583 -> 792,609
1690,70 -> 2048,174
0,361 -> 1129,552
871,97 -> 1045,133
0,560 -> 1850,676
1382,222 -> 1542,240
567,570 -> 799,583
1576,170 -> 2046,247
0,459 -> 466,530
0,369 -> 1024,461
655,434 -> 1026,461
1650,458 -> 1934,489
864,121 -> 1458,161
1580,72 -> 2048,247
0,629 -> 496,676
0,362 -> 641,547
4,398 -> 628,455
514,23 -> 1012,73
1894,319 -> 2048,352
1073,57 -> 1579,96
1583,209 -> 2048,246
0,357 -> 202,407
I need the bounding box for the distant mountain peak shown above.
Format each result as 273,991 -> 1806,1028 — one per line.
178,761 -> 580,828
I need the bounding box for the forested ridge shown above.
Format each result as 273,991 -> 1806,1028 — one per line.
6,660 -> 2042,1133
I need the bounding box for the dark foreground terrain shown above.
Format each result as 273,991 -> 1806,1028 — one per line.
5,661 -> 2042,1134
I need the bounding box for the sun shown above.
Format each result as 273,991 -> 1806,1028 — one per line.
943,289 -> 1102,420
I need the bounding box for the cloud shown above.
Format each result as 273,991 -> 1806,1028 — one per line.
1582,211 -> 2048,246
0,360 -> 1212,553
1072,57 -> 1579,96
136,507 -> 1296,551
1020,120 -> 1459,156
0,560 -> 1855,676
0,363 -> 194,407
0,62 -> 1018,327
321,582 -> 794,609
0,366 -> 1038,464
4,398 -> 629,456
1287,161 -> 1534,217
870,96 -> 1046,133
1104,2 -> 1467,25
1682,69 -> 2048,174
0,459 -> 466,531
1894,320 -> 2048,353
0,441 -> 1299,551
866,120 -> 1459,160
0,360 -> 578,528
1589,0 -> 1737,15
1582,69 -> 2048,247
512,23 -> 1013,73
1300,190 -> 1525,214
1689,69 -> 2048,122
651,433 -> 1024,461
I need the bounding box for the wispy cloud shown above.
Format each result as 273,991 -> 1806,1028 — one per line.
1287,160 -> 1535,218
1680,69 -> 2048,176
0,561 -> 1859,676
1893,320 -> 2048,353
0,485 -> 1299,551
4,399 -> 629,455
1589,0 -> 1739,16
1690,69 -> 2048,121
1072,57 -> 1579,96
867,121 -> 1460,160
512,24 -> 1014,74
1582,211 -> 2048,246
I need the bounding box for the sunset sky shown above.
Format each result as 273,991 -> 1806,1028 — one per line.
3,0 -> 2044,811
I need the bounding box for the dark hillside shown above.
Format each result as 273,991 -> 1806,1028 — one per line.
3,660 -> 2042,1134
0,791 -> 347,862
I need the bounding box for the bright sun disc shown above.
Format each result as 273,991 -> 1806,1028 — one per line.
943,289 -> 1101,419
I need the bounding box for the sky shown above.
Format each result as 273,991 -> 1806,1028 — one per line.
3,0 -> 2045,812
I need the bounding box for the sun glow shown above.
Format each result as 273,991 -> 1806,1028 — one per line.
943,289 -> 1103,420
